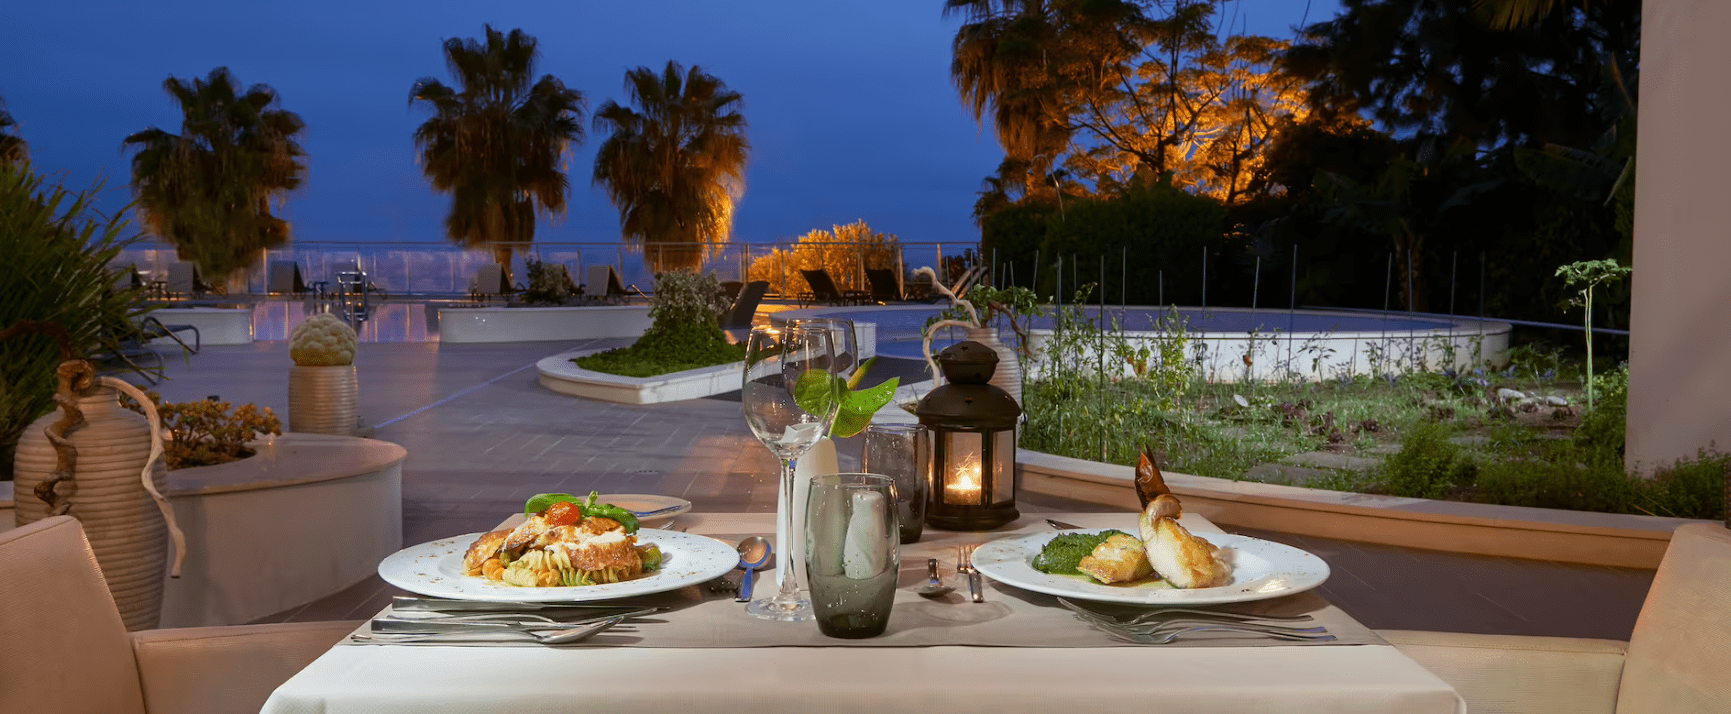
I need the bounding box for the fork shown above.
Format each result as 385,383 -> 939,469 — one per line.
957,544 -> 984,603
1096,624 -> 1337,645
1060,599 -> 1326,636
1056,598 -> 1314,626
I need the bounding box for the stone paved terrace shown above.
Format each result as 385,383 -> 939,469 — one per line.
136,339 -> 1652,641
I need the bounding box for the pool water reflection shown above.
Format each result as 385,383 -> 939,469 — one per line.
248,301 -> 444,342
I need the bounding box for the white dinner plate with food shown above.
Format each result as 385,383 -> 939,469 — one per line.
970,529 -> 1330,606
378,529 -> 736,602
596,494 -> 691,530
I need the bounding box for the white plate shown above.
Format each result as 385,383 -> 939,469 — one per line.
378,529 -> 737,602
971,529 -> 1330,606
597,494 -> 692,530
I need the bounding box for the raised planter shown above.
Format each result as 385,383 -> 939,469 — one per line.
1017,448 -> 1709,569
439,305 -> 653,344
2,433 -> 405,627
537,348 -> 743,404
288,364 -> 361,436
149,306 -> 254,345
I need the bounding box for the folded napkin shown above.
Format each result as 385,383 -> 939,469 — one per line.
842,490 -> 887,579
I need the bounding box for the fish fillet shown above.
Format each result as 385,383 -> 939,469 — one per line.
1138,495 -> 1231,589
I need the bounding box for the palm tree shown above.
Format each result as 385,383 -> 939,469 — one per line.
592,61 -> 750,273
122,68 -> 305,282
0,97 -> 27,167
409,25 -> 586,265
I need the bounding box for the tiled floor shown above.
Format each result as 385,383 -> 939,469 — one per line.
139,338 -> 1654,639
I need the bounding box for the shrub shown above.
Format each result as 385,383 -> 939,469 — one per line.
1383,420 -> 1475,498
122,391 -> 282,470
573,269 -> 742,378
1575,364 -> 1628,466
1477,444 -> 1725,520
0,165 -> 150,480
522,258 -> 577,305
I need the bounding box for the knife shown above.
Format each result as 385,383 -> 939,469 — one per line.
1046,518 -> 1083,530
372,607 -> 662,633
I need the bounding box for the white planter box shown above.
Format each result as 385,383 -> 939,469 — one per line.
537,348 -> 743,404
149,306 -> 254,345
439,305 -> 653,343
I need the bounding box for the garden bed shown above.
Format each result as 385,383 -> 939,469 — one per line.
537,347 -> 743,404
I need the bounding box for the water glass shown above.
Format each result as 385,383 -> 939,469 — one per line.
860,423 -> 929,543
804,473 -> 900,639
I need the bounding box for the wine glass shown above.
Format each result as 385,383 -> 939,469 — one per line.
742,324 -> 841,621
791,317 -> 857,381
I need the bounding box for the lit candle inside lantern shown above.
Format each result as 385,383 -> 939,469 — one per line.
945,455 -> 983,505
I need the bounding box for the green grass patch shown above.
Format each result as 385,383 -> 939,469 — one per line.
573,321 -> 744,378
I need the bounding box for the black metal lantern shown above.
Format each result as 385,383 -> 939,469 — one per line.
916,340 -> 1022,530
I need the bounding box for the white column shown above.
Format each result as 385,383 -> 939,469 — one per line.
1627,0 -> 1731,471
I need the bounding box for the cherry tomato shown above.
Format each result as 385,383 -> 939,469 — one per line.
543,500 -> 583,527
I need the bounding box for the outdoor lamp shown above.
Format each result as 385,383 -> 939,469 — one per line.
916,340 -> 1022,531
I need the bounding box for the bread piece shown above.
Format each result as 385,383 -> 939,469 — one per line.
1076,533 -> 1154,584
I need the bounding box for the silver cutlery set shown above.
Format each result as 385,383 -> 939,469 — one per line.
349,597 -> 667,645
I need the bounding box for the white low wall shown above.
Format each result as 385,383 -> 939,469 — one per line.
2,433 -> 405,627
439,305 -> 653,343
537,348 -> 742,404
1024,308 -> 1512,383
1017,449 -> 1706,569
149,307 -> 254,345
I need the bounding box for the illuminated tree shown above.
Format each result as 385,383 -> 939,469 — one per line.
592,61 -> 749,272
409,25 -> 586,265
122,67 -> 305,281
946,0 -> 1306,205
747,220 -> 900,296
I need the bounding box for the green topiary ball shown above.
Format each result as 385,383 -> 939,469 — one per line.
290,313 -> 358,366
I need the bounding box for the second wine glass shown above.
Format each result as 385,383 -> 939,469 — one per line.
741,323 -> 841,621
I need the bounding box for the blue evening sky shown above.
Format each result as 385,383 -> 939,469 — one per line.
2,0 -> 1337,247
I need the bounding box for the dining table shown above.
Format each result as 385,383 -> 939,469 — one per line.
260,510 -> 1466,714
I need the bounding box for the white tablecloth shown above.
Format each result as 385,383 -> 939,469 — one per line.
262,512 -> 1465,714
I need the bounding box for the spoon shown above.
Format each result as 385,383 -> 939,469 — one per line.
916,558 -> 955,599
735,536 -> 772,603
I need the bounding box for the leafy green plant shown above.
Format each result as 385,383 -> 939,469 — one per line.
1382,420 -> 1475,499
1575,364 -> 1628,466
793,357 -> 899,438
572,269 -> 741,378
1556,258 -> 1631,409
0,165 -> 151,480
121,391 -> 281,470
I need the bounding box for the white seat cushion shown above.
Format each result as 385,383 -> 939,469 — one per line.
0,516 -> 146,714
1618,523 -> 1731,714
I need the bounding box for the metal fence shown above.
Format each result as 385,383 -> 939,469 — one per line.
114,240 -> 979,298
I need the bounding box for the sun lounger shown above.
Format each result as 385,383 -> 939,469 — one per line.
799,269 -> 869,306
865,268 -> 903,303
722,281 -> 770,329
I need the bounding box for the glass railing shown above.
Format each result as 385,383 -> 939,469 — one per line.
115,240 -> 979,299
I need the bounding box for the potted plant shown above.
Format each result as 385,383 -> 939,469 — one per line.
288,313 -> 361,436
